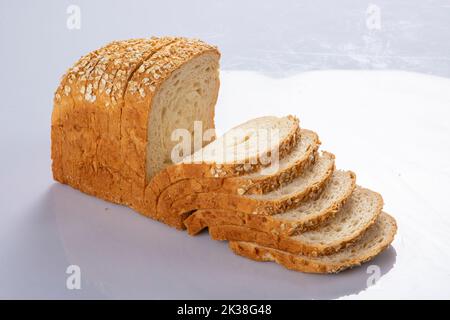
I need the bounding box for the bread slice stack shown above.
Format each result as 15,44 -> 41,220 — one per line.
151,116 -> 397,273
52,37 -> 396,274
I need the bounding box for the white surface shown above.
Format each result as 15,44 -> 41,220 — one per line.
1,70 -> 450,299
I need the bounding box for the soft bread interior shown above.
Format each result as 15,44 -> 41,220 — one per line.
243,129 -> 319,180
146,52 -> 220,179
185,116 -> 297,165
273,170 -> 355,223
291,187 -> 382,245
247,151 -> 334,200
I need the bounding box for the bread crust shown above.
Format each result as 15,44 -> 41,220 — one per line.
52,46 -> 107,185
228,212 -> 397,273
52,38 -> 172,202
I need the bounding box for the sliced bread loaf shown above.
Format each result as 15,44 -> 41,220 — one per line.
209,186 -> 383,256
184,170 -> 356,235
228,212 -> 397,273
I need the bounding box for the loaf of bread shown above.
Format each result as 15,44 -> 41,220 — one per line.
52,37 -> 397,274
52,37 -> 221,212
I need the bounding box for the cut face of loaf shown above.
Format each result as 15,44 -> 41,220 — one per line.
229,212 -> 397,274
147,52 -> 220,178
52,37 -> 220,209
209,186 -> 383,256
184,170 -> 356,236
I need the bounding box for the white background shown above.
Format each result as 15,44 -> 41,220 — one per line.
1,0 -> 449,299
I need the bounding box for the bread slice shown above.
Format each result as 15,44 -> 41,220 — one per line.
184,170 -> 356,235
185,115 -> 300,167
223,129 -> 321,195
209,186 -> 383,256
160,151 -> 335,228
228,212 -> 397,273
148,115 -> 301,194
52,37 -> 221,211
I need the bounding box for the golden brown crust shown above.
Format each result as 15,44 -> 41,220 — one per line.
89,39 -> 169,204
68,40 -> 148,203
228,212 -> 397,273
52,47 -> 105,184
53,39 -> 157,203
53,45 -> 107,192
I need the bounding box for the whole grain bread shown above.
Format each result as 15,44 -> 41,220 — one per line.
52,37 -> 221,212
52,39 -> 396,276
228,212 -> 397,273
208,186 -> 383,256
